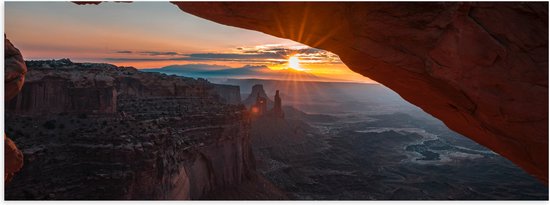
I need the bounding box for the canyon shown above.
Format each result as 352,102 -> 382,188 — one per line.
5,59 -> 274,199
3,1 -> 548,199
240,81 -> 546,199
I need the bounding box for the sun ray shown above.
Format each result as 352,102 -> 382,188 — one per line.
298,4 -> 311,43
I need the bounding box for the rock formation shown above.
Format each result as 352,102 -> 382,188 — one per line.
212,84 -> 242,105
4,135 -> 23,183
7,59 -> 244,115
252,93 -> 268,116
244,85 -> 285,118
5,36 -> 26,101
4,36 -> 25,183
173,2 -> 549,183
5,60 -> 258,199
243,84 -> 273,109
271,90 -> 284,118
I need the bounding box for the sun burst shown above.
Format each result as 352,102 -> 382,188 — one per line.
288,56 -> 304,71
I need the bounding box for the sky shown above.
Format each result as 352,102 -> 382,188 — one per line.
5,2 -> 376,83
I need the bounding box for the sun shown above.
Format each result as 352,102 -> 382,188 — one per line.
288,56 -> 304,71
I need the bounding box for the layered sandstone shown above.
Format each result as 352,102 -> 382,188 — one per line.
7,59 -> 238,114
173,2 -> 549,182
5,60 -> 256,199
212,84 -> 242,105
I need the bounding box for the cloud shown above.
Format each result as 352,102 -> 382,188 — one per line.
141,63 -> 326,81
139,51 -> 181,56
107,44 -> 342,64
113,50 -> 183,56
105,57 -> 174,62
114,50 -> 133,54
187,52 -> 285,60
104,56 -> 286,64
160,64 -> 233,71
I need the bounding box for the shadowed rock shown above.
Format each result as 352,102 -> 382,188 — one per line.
243,84 -> 273,109
4,36 -> 26,183
5,60 -> 259,199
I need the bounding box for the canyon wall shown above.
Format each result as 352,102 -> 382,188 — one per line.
5,60 -> 255,199
5,113 -> 254,199
5,113 -> 254,200
173,2 -> 548,183
7,60 -> 233,114
7,79 -> 117,114
212,84 -> 242,105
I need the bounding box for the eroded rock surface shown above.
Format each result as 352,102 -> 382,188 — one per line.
5,60 -> 257,199
212,84 -> 241,105
173,2 -> 548,182
4,36 -> 26,183
243,84 -> 274,109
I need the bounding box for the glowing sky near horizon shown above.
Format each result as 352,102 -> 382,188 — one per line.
5,2 -> 376,83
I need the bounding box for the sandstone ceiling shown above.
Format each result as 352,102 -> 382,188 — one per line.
172,2 -> 548,183
5,2 -> 548,184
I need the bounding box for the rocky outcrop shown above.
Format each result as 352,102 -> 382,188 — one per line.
4,36 -> 26,183
7,59 -> 236,115
7,79 -> 117,114
4,135 -> 23,183
243,84 -> 273,109
5,60 -> 257,199
174,2 -> 548,183
212,84 -> 242,105
5,36 -> 26,101
271,90 -> 284,118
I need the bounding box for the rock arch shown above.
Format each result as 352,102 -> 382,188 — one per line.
171,2 -> 548,183
6,2 -> 547,184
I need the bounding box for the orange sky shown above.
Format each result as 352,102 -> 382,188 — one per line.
5,2 -> 377,83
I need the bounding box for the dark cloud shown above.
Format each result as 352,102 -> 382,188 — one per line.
296,48 -> 324,54
107,45 -> 341,64
104,57 -> 174,62
104,56 -> 286,64
242,50 -> 261,54
114,50 -> 182,56
188,52 -> 285,60
114,50 -> 133,54
253,47 -> 324,55
139,51 -> 181,56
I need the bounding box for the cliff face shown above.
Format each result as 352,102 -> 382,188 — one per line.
212,84 -> 242,105
7,60 -> 231,114
5,113 -> 254,199
7,79 -> 117,114
173,2 -> 548,182
5,60 -> 256,199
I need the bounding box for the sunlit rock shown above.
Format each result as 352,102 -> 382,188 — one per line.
4,36 -> 26,183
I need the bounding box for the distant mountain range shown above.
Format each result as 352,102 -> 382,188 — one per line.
142,64 -> 329,82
